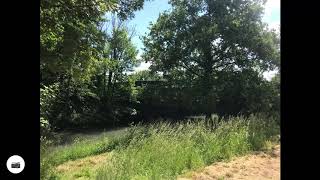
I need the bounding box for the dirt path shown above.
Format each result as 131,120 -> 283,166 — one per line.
178,145 -> 280,180
55,152 -> 112,179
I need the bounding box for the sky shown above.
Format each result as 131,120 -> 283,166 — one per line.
127,0 -> 280,80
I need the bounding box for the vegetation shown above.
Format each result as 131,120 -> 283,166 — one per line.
41,115 -> 279,179
41,128 -> 127,179
142,0 -> 279,118
40,0 -> 147,132
40,0 -> 280,179
40,0 -> 279,133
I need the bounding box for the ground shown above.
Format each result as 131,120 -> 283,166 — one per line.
54,145 -> 280,179
55,152 -> 112,179
178,145 -> 280,180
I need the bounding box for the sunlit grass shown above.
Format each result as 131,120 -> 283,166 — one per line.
41,114 -> 279,179
96,114 -> 279,179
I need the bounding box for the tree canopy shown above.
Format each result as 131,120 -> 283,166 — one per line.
142,0 -> 280,116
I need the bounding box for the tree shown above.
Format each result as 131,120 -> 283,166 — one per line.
130,70 -> 163,81
40,0 -> 146,130
105,15 -> 140,98
40,0 -> 146,85
143,0 -> 280,117
40,0 -> 114,84
86,14 -> 141,126
268,72 -> 280,114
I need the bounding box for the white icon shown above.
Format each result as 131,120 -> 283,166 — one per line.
6,155 -> 25,174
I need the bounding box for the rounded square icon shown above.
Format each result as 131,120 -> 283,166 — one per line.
7,155 -> 25,174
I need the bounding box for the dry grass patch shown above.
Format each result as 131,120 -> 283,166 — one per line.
55,152 -> 112,179
178,145 -> 280,180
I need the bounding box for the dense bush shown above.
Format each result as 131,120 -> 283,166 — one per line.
40,69 -> 280,138
40,83 -> 59,139
40,75 -> 140,132
135,71 -> 280,121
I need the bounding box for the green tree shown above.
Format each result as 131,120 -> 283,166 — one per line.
40,0 -> 146,130
40,0 -> 115,84
143,0 -> 280,117
105,15 -> 140,99
88,15 -> 141,126
268,72 -> 280,114
130,70 -> 163,81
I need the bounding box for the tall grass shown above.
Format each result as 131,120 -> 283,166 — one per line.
96,114 -> 279,180
41,114 -> 279,180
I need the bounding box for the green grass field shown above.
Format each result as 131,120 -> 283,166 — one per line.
41,114 -> 279,180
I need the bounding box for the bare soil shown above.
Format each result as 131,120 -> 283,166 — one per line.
178,145 -> 280,180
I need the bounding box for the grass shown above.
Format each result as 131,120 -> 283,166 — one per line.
41,114 -> 279,180
52,130 -> 127,160
40,128 -> 127,179
54,152 -> 112,180
96,114 -> 279,180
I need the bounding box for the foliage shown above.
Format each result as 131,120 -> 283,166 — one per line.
130,70 -> 163,81
40,83 -> 60,139
40,0 -> 281,178
40,0 -> 110,84
40,0 -> 145,132
132,68 -> 280,121
40,0 -> 280,154
40,0 -> 145,84
142,0 -> 280,116
269,73 -> 280,114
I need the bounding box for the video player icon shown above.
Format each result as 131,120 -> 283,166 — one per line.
11,162 -> 20,168
7,155 -> 25,174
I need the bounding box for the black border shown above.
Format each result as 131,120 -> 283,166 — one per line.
1,0 -> 39,179
281,0 -> 315,179
0,0 -> 312,178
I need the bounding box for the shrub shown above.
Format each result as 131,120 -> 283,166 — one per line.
40,83 -> 60,139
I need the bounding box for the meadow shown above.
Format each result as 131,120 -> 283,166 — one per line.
41,114 -> 280,180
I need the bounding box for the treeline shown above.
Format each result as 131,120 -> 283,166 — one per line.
41,0 -> 280,138
135,70 -> 280,122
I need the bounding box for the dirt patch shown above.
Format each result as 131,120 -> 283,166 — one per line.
55,152 -> 112,179
178,145 -> 280,180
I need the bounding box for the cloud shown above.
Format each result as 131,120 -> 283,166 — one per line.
263,0 -> 280,23
264,0 -> 280,17
262,0 -> 280,32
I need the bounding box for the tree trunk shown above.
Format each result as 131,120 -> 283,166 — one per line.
107,70 -> 112,97
103,65 -> 107,98
203,50 -> 215,119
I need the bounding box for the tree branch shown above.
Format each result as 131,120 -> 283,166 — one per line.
128,25 -> 137,41
213,61 -> 237,70
43,0 -> 112,9
180,62 -> 203,78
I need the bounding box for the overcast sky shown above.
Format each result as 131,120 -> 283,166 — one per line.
127,0 -> 280,80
